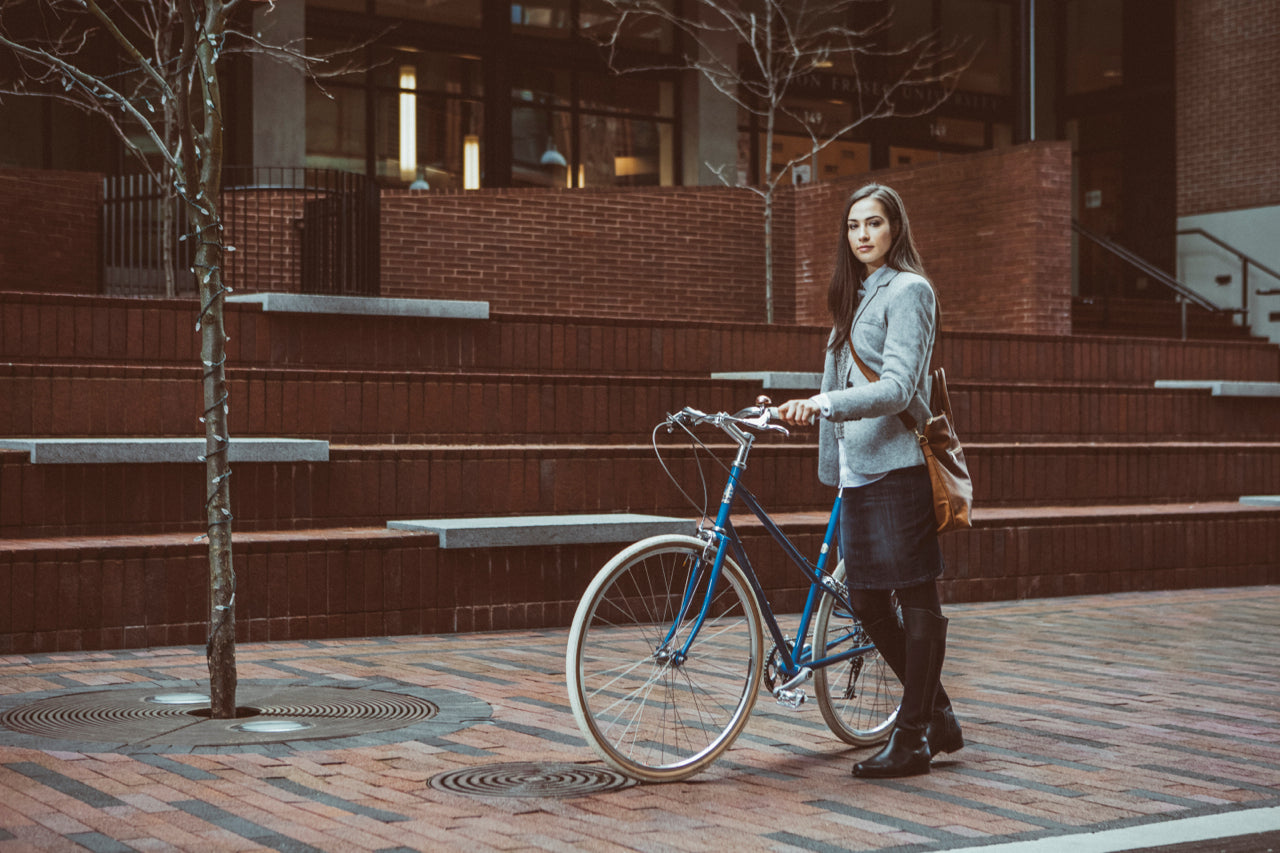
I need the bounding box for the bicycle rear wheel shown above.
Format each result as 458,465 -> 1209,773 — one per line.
812,560 -> 901,745
566,535 -> 764,783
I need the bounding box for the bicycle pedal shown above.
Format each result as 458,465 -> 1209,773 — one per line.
774,688 -> 807,710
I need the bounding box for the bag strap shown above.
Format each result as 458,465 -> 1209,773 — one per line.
847,276 -> 948,435
849,346 -> 922,434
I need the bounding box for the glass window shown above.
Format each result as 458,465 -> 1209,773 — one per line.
513,0 -> 572,37
374,51 -> 482,97
760,133 -> 870,186
1065,0 -> 1123,94
889,146 -> 945,167
512,68 -> 572,109
941,0 -> 1011,95
819,140 -> 870,181
375,89 -> 484,187
579,72 -> 673,118
773,97 -> 854,137
374,0 -> 481,27
580,0 -> 674,51
306,36 -> 367,84
580,114 -> 665,187
512,105 -> 573,187
889,0 -> 936,49
929,115 -> 987,148
0,98 -> 45,168
767,133 -> 815,185
306,84 -> 366,174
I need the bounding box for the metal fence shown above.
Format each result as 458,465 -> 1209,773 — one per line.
102,173 -> 196,297
102,167 -> 380,298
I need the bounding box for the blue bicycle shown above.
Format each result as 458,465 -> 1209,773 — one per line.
566,399 -> 900,782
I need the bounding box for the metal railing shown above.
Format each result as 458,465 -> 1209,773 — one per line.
1072,220 -> 1246,340
1177,227 -> 1280,319
102,167 -> 380,298
102,173 -> 196,297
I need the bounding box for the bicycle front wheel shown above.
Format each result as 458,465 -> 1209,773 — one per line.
566,535 -> 765,783
812,560 -> 901,745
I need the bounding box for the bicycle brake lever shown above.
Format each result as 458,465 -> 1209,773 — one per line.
736,408 -> 790,437
667,407 -> 708,431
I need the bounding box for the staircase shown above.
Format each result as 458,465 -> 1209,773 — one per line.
3,291 -> 1280,654
1072,295 -> 1256,340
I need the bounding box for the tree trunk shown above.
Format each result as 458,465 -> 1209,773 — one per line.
187,0 -> 237,719
761,10 -> 775,324
200,246 -> 237,717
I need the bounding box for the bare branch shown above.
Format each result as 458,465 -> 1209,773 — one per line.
592,0 -> 975,321
82,0 -> 177,102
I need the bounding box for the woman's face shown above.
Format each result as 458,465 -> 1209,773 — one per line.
846,196 -> 894,272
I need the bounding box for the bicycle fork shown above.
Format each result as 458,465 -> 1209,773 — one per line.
656,437 -> 755,667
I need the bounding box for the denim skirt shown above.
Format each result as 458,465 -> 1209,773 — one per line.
838,464 -> 944,590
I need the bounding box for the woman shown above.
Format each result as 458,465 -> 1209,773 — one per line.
779,183 -> 963,779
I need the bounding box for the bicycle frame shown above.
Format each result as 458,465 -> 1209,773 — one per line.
662,428 -> 871,684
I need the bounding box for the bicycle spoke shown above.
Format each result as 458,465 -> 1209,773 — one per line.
567,538 -> 763,782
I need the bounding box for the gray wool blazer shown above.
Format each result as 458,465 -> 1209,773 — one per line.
817,267 -> 938,487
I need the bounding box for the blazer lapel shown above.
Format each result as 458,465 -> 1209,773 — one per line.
852,267 -> 897,328
847,268 -> 897,382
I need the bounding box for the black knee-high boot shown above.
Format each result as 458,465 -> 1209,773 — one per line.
853,608 -> 949,778
858,612 -> 964,756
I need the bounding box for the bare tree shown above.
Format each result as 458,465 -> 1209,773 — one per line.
0,0 -> 339,718
596,0 -> 973,322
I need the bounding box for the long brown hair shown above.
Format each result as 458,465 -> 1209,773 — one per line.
827,183 -> 928,352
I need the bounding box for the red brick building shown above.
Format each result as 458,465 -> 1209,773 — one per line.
1,1 -> 1279,653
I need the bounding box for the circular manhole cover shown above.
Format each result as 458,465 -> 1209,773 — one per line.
429,762 -> 636,799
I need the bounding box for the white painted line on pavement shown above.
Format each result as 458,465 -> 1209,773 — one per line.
941,806 -> 1280,853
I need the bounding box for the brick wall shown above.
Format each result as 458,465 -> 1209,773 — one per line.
1177,0 -> 1280,216
379,186 -> 769,323
378,144 -> 1071,333
1,145 -> 1074,334
222,189 -> 307,295
0,169 -> 101,294
792,143 -> 1074,335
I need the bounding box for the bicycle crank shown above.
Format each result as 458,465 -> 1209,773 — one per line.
773,668 -> 813,709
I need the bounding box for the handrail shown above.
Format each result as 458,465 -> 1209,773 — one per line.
1072,220 -> 1227,314
1177,227 -> 1280,315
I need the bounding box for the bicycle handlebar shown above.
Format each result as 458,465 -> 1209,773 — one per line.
666,395 -> 791,439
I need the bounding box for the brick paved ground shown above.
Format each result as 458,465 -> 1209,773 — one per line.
1,585 -> 1278,852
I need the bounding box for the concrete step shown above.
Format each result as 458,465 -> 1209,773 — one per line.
5,362 -> 1279,444
4,501 -> 1278,653
6,440 -> 1280,538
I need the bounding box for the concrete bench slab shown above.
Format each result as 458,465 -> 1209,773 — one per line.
387,513 -> 693,549
229,293 -> 489,320
1154,380 -> 1280,397
1241,495 -> 1280,507
0,438 -> 329,464
712,371 -> 823,390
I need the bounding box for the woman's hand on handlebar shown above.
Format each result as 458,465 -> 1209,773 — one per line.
777,398 -> 821,426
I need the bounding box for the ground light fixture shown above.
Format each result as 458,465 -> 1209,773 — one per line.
146,692 -> 210,705
233,720 -> 313,733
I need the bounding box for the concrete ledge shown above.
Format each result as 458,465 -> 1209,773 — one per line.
1241,495 -> 1280,507
228,293 -> 489,320
712,371 -> 823,390
0,438 -> 330,464
1154,380 -> 1280,397
387,513 -> 693,549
